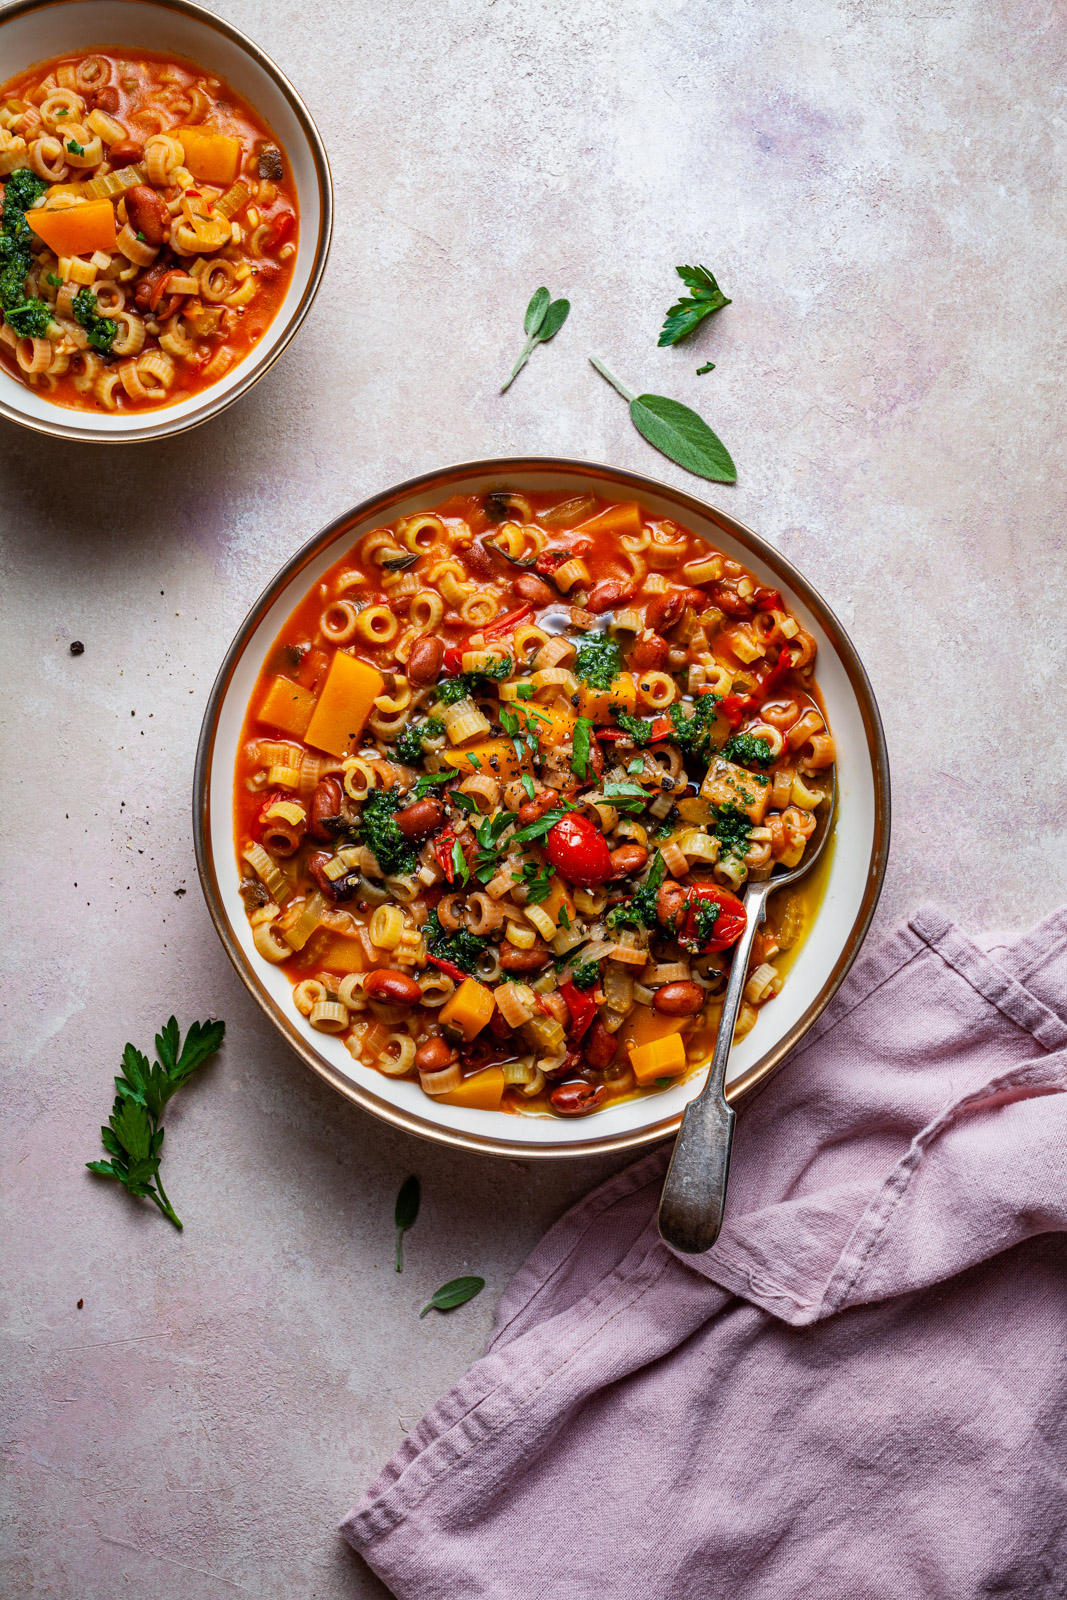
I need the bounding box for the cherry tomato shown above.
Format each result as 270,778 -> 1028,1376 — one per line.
680,883 -> 747,952
545,813 -> 613,886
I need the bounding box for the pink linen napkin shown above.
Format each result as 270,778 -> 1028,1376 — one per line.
341,905 -> 1067,1598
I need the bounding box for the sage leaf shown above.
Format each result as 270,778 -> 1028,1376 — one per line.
525,286 -> 550,337
631,393 -> 736,482
589,356 -> 737,483
502,288 -> 570,392
419,1275 -> 485,1317
394,1174 -> 420,1272
538,297 -> 570,341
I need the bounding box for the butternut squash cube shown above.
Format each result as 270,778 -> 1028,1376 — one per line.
629,1030 -> 687,1085
532,700 -> 576,747
315,935 -> 366,974
700,757 -> 771,823
443,738 -> 524,780
175,126 -> 241,184
439,977 -> 495,1041
256,674 -> 315,737
578,671 -> 637,724
576,501 -> 644,539
436,1064 -> 505,1111
26,199 -> 116,257
303,651 -> 384,757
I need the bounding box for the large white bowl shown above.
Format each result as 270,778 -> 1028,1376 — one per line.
0,0 -> 332,443
195,459 -> 891,1158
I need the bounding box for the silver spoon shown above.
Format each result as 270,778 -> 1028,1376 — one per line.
658,771 -> 837,1255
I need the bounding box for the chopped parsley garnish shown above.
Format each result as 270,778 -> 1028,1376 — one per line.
66,138 -> 85,156
607,850 -> 665,929
515,682 -> 536,701
571,716 -> 593,780
520,773 -> 536,801
45,271 -> 62,287
713,804 -> 752,863
513,858 -> 554,904
72,287 -> 118,355
433,677 -> 472,708
693,901 -> 722,942
451,837 -> 470,886
570,960 -> 600,991
423,910 -> 487,974
511,801 -> 578,845
472,808 -> 516,882
668,693 -> 723,762
601,782 -> 649,814
395,716 -> 445,766
357,788 -> 417,877
0,168 -> 52,339
575,633 -> 621,691
412,770 -> 451,798
612,709 -> 656,745
721,732 -> 774,770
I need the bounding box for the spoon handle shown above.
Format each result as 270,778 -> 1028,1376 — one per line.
658,881 -> 769,1255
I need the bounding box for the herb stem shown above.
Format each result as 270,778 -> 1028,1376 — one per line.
501,333 -> 537,393
150,1175 -> 183,1230
589,355 -> 636,404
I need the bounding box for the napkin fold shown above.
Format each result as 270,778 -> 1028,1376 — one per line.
342,906 -> 1067,1598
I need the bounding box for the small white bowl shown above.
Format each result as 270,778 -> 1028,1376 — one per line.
0,0 -> 332,443
195,459 -> 891,1159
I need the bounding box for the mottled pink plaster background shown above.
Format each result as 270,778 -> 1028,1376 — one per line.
2,0 -> 1065,1594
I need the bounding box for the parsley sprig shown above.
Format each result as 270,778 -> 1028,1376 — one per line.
657,264 -> 731,347
87,1017 -> 225,1230
513,857 -> 554,904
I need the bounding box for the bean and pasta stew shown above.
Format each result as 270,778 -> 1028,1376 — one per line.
234,491 -> 835,1118
0,49 -> 297,411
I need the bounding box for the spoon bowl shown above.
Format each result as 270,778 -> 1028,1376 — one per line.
657,769 -> 838,1255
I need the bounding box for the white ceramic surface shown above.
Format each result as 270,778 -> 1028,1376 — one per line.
0,0 -> 332,442
198,459 -> 889,1156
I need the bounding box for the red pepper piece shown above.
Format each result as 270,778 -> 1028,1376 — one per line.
149,268 -> 190,313
484,603 -> 532,639
545,813 -> 614,885
717,693 -> 760,729
434,828 -> 458,884
596,715 -> 672,744
560,978 -> 597,1041
442,645 -> 465,675
427,952 -> 469,983
754,642 -> 800,697
268,210 -> 295,250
